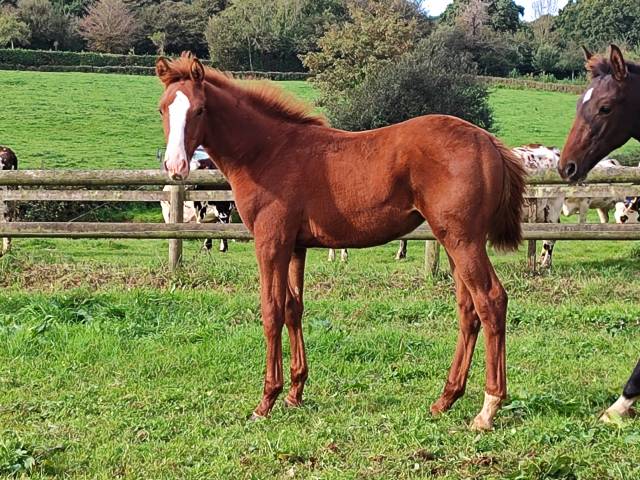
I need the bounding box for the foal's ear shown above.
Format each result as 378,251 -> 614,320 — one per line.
581,46 -> 593,62
156,57 -> 171,86
610,44 -> 628,82
190,58 -> 205,83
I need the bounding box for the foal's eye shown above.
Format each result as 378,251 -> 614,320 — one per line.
194,107 -> 204,116
599,105 -> 611,115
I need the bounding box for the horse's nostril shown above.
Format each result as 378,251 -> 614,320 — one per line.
564,162 -> 577,178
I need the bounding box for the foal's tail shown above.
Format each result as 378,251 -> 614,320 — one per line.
488,137 -> 526,252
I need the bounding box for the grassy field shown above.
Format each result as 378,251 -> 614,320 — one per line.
0,70 -> 638,170
0,70 -> 640,478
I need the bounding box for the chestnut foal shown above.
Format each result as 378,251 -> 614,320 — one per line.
156,53 -> 525,430
560,45 -> 640,421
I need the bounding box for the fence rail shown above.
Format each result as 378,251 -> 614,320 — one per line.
0,168 -> 639,272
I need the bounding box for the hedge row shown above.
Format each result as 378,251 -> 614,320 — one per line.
0,49 -> 311,80
0,48 -> 160,67
479,76 -> 585,94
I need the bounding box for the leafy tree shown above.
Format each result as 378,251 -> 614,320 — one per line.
532,42 -> 560,74
137,1 -> 208,56
302,0 -> 422,99
441,0 -> 523,33
0,9 -> 30,48
327,37 -> 493,131
457,0 -> 490,38
555,0 -> 640,49
16,0 -> 77,49
78,0 -> 138,53
206,0 -> 348,71
149,30 -> 166,55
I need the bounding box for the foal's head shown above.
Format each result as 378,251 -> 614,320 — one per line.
156,53 -> 208,180
559,45 -> 639,182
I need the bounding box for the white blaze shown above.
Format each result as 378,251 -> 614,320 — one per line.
165,90 -> 191,167
583,88 -> 594,104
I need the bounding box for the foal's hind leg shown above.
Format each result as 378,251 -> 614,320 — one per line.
283,248 -> 308,407
444,241 -> 508,431
430,254 -> 481,415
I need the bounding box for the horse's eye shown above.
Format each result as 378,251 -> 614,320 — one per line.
599,105 -> 611,115
194,107 -> 204,116
158,108 -> 163,115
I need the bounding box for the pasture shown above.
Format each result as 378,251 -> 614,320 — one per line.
0,70 -> 639,478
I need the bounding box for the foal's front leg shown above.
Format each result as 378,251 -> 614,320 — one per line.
284,248 -> 308,407
251,239 -> 293,419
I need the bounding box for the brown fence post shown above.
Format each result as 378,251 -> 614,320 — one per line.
168,184 -> 185,272
425,240 -> 440,277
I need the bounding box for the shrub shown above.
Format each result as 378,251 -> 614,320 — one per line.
326,38 -> 493,132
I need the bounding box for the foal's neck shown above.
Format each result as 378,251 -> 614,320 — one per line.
200,82 -> 295,181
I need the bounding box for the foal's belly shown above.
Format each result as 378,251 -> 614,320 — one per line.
296,208 -> 424,249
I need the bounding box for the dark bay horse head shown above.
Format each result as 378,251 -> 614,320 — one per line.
156,52 -> 208,181
559,45 -> 640,182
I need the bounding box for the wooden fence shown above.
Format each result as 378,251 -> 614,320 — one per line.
0,168 -> 639,273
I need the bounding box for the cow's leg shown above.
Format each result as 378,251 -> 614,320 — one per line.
431,254 -> 481,414
219,239 -> 228,252
539,240 -> 555,269
2,237 -> 10,256
597,208 -> 609,224
328,249 -> 336,261
202,238 -> 213,251
283,248 -> 308,407
251,232 -> 294,419
395,240 -> 407,260
340,249 -> 348,262
601,359 -> 640,422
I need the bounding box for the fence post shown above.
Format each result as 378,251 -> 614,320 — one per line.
168,184 -> 185,272
425,240 -> 440,277
527,200 -> 538,272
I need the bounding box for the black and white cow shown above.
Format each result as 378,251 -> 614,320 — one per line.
161,152 -> 235,252
601,359 -> 640,422
0,146 -> 17,256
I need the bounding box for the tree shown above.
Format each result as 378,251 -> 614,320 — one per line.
441,0 -> 523,33
16,0 -> 81,50
532,42 -> 560,74
206,0 -> 349,71
532,0 -> 558,19
555,0 -> 640,49
326,37 -> 493,132
457,0 -> 490,38
0,9 -> 29,48
149,30 -> 165,55
137,1 -> 208,57
79,0 -> 138,53
301,1 -> 422,99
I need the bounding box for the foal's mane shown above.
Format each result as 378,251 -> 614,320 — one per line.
587,55 -> 640,79
159,53 -> 327,127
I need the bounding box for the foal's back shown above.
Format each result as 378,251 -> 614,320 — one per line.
286,115 -> 509,249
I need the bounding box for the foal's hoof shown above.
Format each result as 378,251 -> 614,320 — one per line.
430,400 -> 449,416
248,412 -> 266,422
283,397 -> 302,408
470,415 -> 493,432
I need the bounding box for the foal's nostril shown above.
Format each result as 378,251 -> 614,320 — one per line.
564,162 -> 577,178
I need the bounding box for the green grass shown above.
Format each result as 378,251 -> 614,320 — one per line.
1,70 -> 640,478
